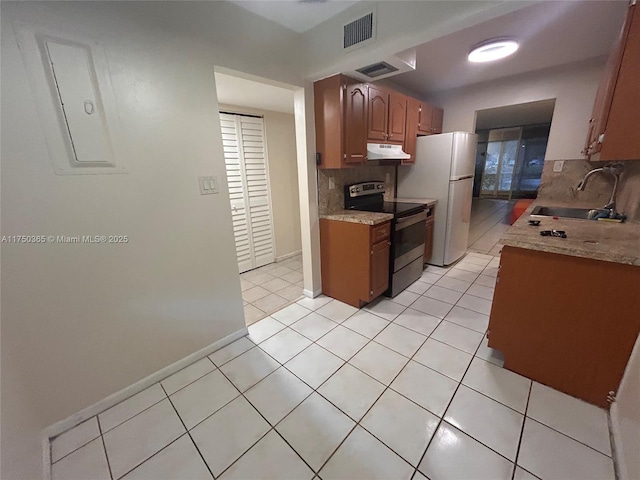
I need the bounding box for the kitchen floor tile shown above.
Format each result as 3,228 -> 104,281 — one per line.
413,338 -> 473,381
209,337 -> 254,367
393,308 -> 441,336
260,277 -> 291,293
244,367 -> 312,425
160,357 -> 216,396
406,278 -> 432,294
452,260 -> 486,274
444,385 -> 524,461
424,265 -> 449,275
342,310 -> 389,338
474,274 -> 497,287
191,396 -> 270,477
281,270 -> 304,284
431,321 -> 483,354
391,360 -> 458,417
361,389 -> 439,466
518,418 -> 614,480
240,278 -> 256,292
243,304 -> 267,325
388,289 -> 420,307
264,265 -> 293,277
243,272 -> 276,285
242,285 -> 270,303
252,293 -> 290,315
373,322 -> 427,357
475,335 -> 505,367
463,254 -> 491,266
274,284 -> 304,301
410,295 -> 454,319
316,325 -> 369,361
269,302 -> 311,325
445,268 -> 480,283
219,430 -> 314,480
466,283 -> 495,301
276,393 -> 355,471
418,422 -> 514,480
316,299 -> 359,323
349,342 -> 408,385
247,316 -> 286,344
444,305 -> 489,333
120,435 -> 212,480
319,426 -> 414,480
434,275 -> 472,293
482,266 -> 499,277
290,312 -> 338,341
219,347 -> 280,392
285,344 -> 344,389
424,285 -> 464,304
462,357 -> 531,413
51,437 -> 110,480
99,383 -> 166,433
457,293 -> 493,315
514,466 -> 540,480
51,417 -> 101,464
527,382 -> 611,456
103,399 -> 185,479
317,363 -> 385,421
363,297 -> 406,321
296,294 -> 332,311
257,328 -> 312,364
169,369 -> 239,429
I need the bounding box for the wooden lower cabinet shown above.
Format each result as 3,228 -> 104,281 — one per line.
424,208 -> 434,263
488,246 -> 640,408
320,219 -> 391,307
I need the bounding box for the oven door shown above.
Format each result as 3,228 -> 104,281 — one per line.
393,209 -> 427,272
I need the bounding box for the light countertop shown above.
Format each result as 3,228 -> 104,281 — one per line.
319,210 -> 393,226
501,201 -> 640,266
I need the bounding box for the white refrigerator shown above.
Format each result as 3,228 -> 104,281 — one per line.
397,132 -> 477,266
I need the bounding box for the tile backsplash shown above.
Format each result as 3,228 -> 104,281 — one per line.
317,166 -> 396,215
539,158 -> 640,221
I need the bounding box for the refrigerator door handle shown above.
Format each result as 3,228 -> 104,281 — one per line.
451,174 -> 474,181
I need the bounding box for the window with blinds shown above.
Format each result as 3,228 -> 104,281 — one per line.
219,113 -> 275,273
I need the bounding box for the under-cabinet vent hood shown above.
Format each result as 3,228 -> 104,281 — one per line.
367,143 -> 411,161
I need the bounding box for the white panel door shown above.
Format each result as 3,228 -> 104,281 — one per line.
220,113 -> 275,273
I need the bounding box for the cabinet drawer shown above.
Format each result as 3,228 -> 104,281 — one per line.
371,222 -> 390,243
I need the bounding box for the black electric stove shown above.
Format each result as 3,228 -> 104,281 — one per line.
345,182 -> 427,298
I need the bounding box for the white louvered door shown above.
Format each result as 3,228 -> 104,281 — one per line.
220,113 -> 275,273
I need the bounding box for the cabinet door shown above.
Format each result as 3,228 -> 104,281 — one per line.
403,97 -> 420,165
418,103 -> 433,134
431,107 -> 444,134
344,81 -> 368,165
424,216 -> 434,263
367,85 -> 388,141
388,92 -> 407,142
370,239 -> 390,299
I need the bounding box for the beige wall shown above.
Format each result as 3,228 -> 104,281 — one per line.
0,2 -> 304,479
219,105 -> 302,260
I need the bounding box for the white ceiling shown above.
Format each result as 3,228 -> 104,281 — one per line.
389,1 -> 629,95
215,72 -> 295,113
227,0 -> 361,33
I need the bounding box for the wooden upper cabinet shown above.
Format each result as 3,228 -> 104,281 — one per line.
585,3 -> 640,161
314,74 -> 368,168
431,106 -> 444,134
403,97 -> 420,165
418,102 -> 443,134
367,85 -> 389,141
388,92 -> 407,142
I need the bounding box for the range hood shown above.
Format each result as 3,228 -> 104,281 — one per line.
367,143 -> 411,160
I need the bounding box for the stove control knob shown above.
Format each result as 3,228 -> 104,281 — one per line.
377,185 -> 384,190
355,188 -> 361,192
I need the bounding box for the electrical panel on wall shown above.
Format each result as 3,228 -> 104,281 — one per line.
14,24 -> 126,175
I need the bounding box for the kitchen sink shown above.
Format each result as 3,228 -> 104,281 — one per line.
530,205 -> 609,220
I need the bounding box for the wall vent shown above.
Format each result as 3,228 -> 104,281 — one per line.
343,12 -> 375,50
356,62 -> 398,79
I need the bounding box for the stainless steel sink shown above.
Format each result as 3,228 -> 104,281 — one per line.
530,205 -> 610,220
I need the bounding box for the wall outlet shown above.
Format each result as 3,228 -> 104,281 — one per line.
199,176 -> 219,195
553,160 -> 564,173
328,177 -> 335,190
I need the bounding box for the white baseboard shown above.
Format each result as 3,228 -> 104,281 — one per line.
303,288 -> 323,298
609,403 -> 628,480
275,250 -> 301,262
42,327 -> 248,444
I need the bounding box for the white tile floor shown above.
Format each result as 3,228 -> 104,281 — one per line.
50,252 -> 615,480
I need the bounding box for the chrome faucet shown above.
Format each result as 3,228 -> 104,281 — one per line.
576,163 -> 624,218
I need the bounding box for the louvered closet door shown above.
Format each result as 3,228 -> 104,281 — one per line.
220,113 -> 275,273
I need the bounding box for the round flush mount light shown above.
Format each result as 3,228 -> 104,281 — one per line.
468,38 -> 519,63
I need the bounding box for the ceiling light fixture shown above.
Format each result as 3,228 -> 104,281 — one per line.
468,38 -> 519,63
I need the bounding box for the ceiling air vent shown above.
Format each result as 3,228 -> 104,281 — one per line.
343,12 -> 375,50
356,62 -> 398,79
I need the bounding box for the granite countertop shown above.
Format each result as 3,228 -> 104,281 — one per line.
320,210 -> 393,226
395,197 -> 438,207
501,201 -> 640,266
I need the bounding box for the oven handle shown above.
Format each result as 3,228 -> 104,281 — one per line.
395,210 -> 427,230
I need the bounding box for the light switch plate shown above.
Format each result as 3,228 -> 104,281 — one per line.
199,176 -> 219,195
553,160 -> 564,173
